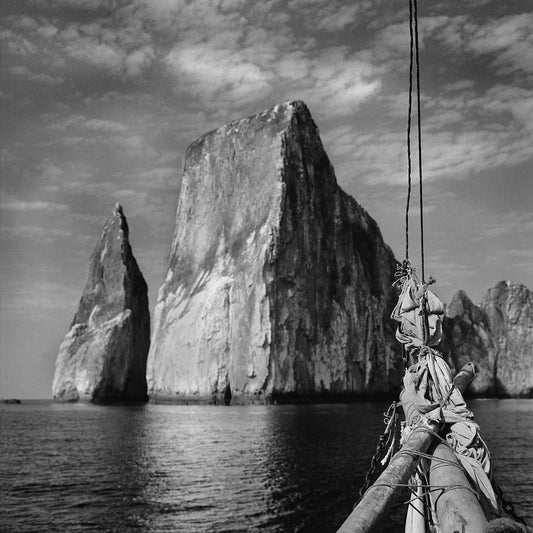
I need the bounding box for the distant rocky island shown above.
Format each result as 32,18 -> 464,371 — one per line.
52,101 -> 532,403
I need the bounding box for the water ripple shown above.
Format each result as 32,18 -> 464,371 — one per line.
1,400 -> 531,532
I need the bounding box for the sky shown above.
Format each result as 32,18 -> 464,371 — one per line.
1,0 -> 532,399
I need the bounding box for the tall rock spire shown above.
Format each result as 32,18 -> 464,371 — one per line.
53,203 -> 150,402
147,101 -> 401,403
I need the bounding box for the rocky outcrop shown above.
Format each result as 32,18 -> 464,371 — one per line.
53,204 -> 150,402
442,290 -> 496,394
442,282 -> 532,397
481,281 -> 533,397
147,101 -> 401,403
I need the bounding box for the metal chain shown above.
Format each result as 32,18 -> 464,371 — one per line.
494,479 -> 528,525
355,403 -> 399,505
355,432 -> 389,505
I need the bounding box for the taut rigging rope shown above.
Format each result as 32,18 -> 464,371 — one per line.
405,0 -> 414,264
405,0 -> 426,282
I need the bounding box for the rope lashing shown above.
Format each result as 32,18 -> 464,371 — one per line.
405,0 -> 426,282
362,482 -> 480,501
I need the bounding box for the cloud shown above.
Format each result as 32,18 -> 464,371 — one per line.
42,113 -> 152,157
323,82 -> 532,187
164,41 -> 272,107
475,211 -> 533,241
315,3 -> 363,30
63,36 -> 125,71
410,13 -> 533,82
131,0 -> 244,38
0,148 -> 22,163
83,118 -> 128,133
1,225 -> 72,244
478,85 -> 533,133
36,161 -> 66,182
125,45 -> 155,76
287,49 -> 382,118
3,12 -> 156,77
467,13 -> 533,78
286,0 -> 378,32
322,127 -> 404,185
38,24 -> 59,38
444,80 -> 476,93
0,29 -> 37,55
288,0 -> 364,31
0,199 -> 70,213
8,65 -> 63,86
137,167 -> 178,189
420,129 -> 525,181
36,0 -> 112,9
0,279 -> 80,317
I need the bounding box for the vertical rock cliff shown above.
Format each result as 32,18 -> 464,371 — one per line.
481,281 -> 533,397
147,101 -> 401,403
442,281 -> 532,397
441,290 -> 496,394
53,204 -> 150,402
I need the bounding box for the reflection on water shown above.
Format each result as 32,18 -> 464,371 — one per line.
1,400 -> 531,532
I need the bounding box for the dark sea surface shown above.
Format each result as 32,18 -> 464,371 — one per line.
1,400 -> 531,533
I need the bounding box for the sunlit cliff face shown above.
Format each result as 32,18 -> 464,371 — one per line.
147,101 -> 401,403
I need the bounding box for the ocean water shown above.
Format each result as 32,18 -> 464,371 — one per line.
1,400 -> 531,532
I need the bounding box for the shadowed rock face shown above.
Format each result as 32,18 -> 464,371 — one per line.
53,204 -> 150,402
147,101 -> 401,403
442,290 -> 496,394
442,282 -> 532,397
481,281 -> 533,397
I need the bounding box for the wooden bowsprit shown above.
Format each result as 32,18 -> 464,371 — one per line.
336,364 -> 484,533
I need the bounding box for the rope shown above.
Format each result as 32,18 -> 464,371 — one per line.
413,0 -> 425,282
405,0 -> 414,262
394,448 -> 465,470
405,0 -> 426,282
404,424 -> 449,447
363,482 -> 480,501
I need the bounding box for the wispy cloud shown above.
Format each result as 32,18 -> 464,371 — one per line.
164,41 -> 273,108
1,225 -> 72,244
0,28 -> 37,55
0,199 -> 70,213
8,65 -> 63,86
137,167 -> 179,189
83,118 -> 128,133
0,279 -> 80,318
475,211 -> 533,241
463,13 -> 533,79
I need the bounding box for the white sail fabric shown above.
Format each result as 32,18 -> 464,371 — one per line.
391,278 -> 444,350
395,272 -> 499,524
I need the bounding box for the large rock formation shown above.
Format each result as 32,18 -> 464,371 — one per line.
147,101 -> 401,403
442,281 -> 532,397
53,204 -> 150,402
481,281 -> 533,397
441,290 -> 496,395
